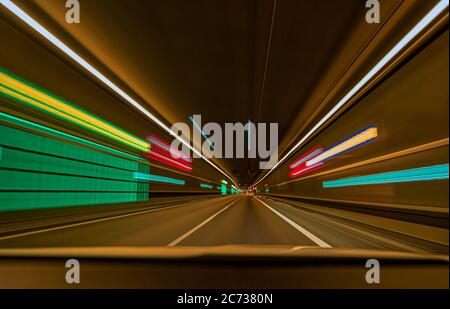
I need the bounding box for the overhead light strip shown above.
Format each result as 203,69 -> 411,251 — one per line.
252,0 -> 449,188
0,0 -> 237,187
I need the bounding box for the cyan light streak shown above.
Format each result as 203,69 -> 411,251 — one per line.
323,164 -> 449,188
189,115 -> 215,149
134,172 -> 185,185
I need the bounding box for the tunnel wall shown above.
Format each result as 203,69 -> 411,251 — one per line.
0,71 -> 226,212
263,30 -> 449,211
0,112 -> 151,211
0,16 -> 229,212
0,109 -> 225,212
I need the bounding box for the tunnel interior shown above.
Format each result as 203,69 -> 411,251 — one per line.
0,0 -> 448,290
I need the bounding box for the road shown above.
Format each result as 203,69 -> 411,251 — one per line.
0,195 -> 445,254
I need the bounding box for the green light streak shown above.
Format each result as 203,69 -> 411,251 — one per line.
221,184 -> 228,195
200,183 -> 214,189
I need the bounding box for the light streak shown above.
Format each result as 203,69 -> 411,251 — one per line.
200,183 -> 214,189
0,0 -> 238,187
133,172 -> 185,185
189,115 -> 215,149
306,126 -> 378,167
323,164 -> 449,188
289,145 -> 323,169
289,162 -> 324,178
146,134 -> 191,163
143,150 -> 192,172
0,69 -> 149,152
0,111 -> 142,160
251,0 -> 449,188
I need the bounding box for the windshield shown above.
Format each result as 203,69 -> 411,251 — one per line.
0,0 -> 448,291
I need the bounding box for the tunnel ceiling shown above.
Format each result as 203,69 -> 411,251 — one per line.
7,0 -> 409,186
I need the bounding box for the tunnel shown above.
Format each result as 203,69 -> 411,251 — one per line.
0,0 -> 449,292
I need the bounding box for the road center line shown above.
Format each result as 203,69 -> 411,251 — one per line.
255,197 -> 332,248
0,198 -> 228,241
167,197 -> 242,247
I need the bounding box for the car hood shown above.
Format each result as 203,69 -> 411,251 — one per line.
0,245 -> 448,262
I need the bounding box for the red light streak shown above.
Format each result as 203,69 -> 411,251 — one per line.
289,162 -> 324,179
289,145 -> 323,170
145,134 -> 193,172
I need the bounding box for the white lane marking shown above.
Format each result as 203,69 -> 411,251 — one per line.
168,198 -> 241,247
255,197 -> 332,248
0,198 -> 229,241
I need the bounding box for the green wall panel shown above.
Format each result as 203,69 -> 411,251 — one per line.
0,118 -> 149,211
1,147 -> 137,181
0,192 -> 145,211
0,124 -> 138,170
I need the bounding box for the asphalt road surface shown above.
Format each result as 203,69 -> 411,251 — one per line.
0,195 -> 445,254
